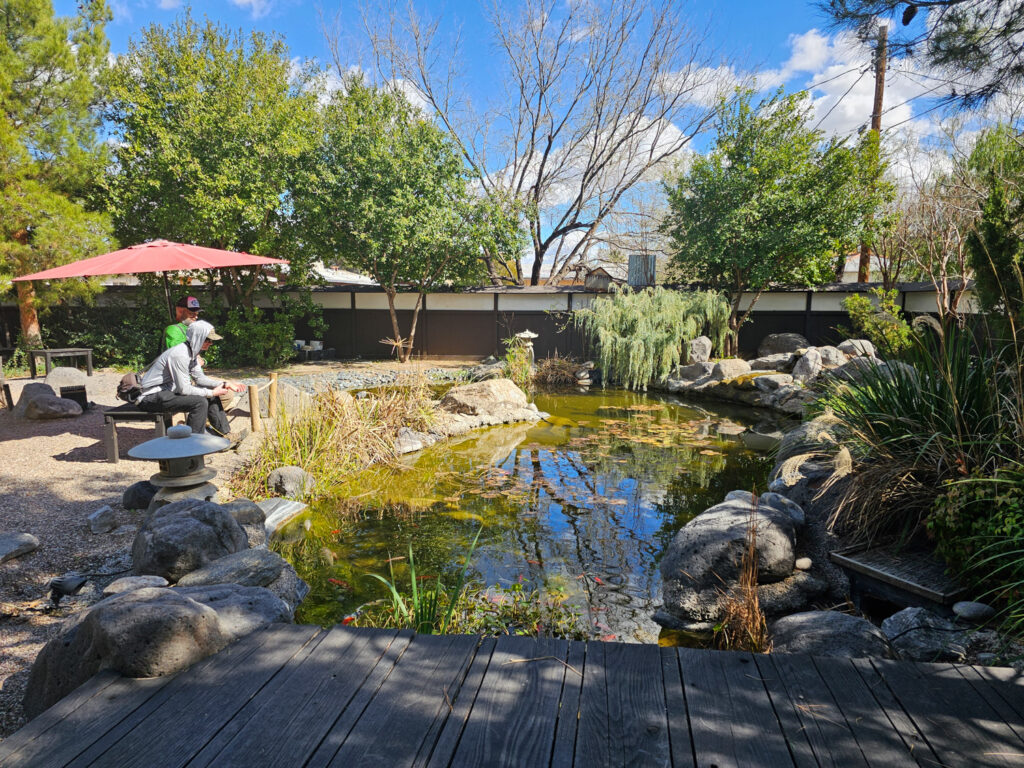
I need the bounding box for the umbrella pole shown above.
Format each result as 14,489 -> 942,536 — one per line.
162,273 -> 175,323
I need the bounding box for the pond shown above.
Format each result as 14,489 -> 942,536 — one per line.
273,389 -> 785,642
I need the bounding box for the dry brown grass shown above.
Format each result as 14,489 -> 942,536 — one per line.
713,498 -> 772,653
533,353 -> 581,389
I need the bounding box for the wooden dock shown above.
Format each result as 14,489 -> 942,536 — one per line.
2,624 -> 1023,767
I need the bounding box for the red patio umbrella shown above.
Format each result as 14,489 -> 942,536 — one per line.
14,239 -> 289,321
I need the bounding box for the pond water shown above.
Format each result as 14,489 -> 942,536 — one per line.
273,389 -> 783,642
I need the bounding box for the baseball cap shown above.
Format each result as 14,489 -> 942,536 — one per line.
206,329 -> 223,341
176,296 -> 202,312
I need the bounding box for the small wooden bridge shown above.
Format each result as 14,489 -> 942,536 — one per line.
2,624 -> 1023,767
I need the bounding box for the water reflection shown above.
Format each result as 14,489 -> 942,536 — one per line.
275,389 -> 780,642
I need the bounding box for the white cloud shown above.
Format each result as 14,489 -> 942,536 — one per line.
229,0 -> 273,20
158,0 -> 181,9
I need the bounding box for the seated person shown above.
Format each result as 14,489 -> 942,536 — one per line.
164,295 -> 201,350
137,320 -> 245,436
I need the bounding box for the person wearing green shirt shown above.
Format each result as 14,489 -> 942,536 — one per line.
164,295 -> 201,350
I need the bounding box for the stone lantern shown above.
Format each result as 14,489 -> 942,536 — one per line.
514,329 -> 539,367
128,425 -> 229,513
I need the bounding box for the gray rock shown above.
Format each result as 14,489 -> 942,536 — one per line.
748,353 -> 796,372
439,378 -> 529,416
659,500 -> 797,629
953,601 -> 997,624
173,584 -> 293,641
882,607 -> 967,662
739,429 -> 784,452
795,557 -> 812,570
103,575 -> 169,597
132,499 -> 249,582
43,366 -> 88,391
758,493 -> 806,527
816,345 -> 848,367
259,498 -> 308,536
791,348 -> 822,384
758,333 -> 809,357
688,336 -> 713,363
724,490 -> 756,504
0,532 -> 40,563
14,383 -> 55,418
672,362 -> 715,381
711,359 -> 751,381
176,549 -> 309,612
267,466 -> 316,499
23,587 -> 228,718
774,414 -> 840,468
758,571 -> 829,616
123,481 -> 159,511
753,374 -> 793,392
220,498 -> 267,548
88,505 -> 117,535
26,395 -> 82,420
828,356 -> 886,383
771,611 -> 898,659
838,339 -> 876,358
396,426 -> 436,454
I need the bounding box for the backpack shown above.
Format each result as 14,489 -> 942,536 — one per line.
116,372 -> 143,403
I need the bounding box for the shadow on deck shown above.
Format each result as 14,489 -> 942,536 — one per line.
1,624 -> 1023,767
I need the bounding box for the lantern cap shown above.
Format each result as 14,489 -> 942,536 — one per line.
515,329 -> 538,339
128,425 -> 229,460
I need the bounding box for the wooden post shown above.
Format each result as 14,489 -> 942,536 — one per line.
248,384 -> 262,432
268,372 -> 279,418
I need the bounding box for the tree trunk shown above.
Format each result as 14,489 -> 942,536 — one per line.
16,280 -> 42,348
401,294 -> 426,364
384,290 -> 412,363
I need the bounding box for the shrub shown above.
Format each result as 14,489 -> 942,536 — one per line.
533,353 -> 580,389
502,336 -> 533,391
840,287 -> 915,354
573,286 -> 731,390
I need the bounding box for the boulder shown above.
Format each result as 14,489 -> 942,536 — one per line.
23,587 -> 228,718
688,336 -> 713,363
748,353 -> 796,372
267,466 -> 316,499
774,413 -> 841,467
724,490 -> 756,504
175,549 -> 309,612
103,575 -> 168,597
395,426 -> 436,454
173,584 -> 293,642
220,498 -> 267,548
0,532 -> 39,564
13,383 -> 55,418
88,505 -> 117,535
43,366 -> 88,391
791,348 -> 822,384
758,571 -> 829,616
753,374 -> 793,392
123,481 -> 159,511
953,601 -> 997,625
827,356 -> 886,383
816,346 -> 848,367
672,362 -> 715,381
758,333 -> 809,358
132,499 -> 249,582
439,378 -> 529,416
711,359 -> 751,381
770,611 -> 898,659
659,500 -> 797,630
758,492 -> 806,527
25,395 -> 82,420
838,339 -> 876,358
881,607 -> 967,662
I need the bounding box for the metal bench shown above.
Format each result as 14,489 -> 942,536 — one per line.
103,405 -> 171,463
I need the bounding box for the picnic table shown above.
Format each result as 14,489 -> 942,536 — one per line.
28,348 -> 93,379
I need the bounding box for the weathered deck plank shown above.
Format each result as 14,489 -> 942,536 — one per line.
4,625 -> 1024,768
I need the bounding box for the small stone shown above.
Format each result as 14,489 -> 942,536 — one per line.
88,506 -> 117,535
795,557 -> 812,570
103,575 -> 169,597
953,601 -> 997,624
0,532 -> 40,563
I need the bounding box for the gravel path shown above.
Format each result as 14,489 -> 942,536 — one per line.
0,359 -> 472,740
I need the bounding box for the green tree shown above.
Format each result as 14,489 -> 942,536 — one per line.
662,88 -> 871,353
104,14 -> 323,364
0,0 -> 116,346
298,80 -> 501,362
821,0 -> 1024,110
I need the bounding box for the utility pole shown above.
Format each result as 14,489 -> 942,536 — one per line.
858,22 -> 888,283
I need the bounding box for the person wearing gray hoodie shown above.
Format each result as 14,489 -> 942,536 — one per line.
136,320 -> 245,434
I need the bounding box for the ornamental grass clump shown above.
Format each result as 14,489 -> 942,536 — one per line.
573,286 -> 731,390
713,499 -> 771,653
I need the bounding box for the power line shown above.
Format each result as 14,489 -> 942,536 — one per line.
883,100 -> 948,132
801,66 -> 863,92
813,69 -> 869,130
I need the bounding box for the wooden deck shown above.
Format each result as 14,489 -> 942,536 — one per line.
2,624 -> 1024,767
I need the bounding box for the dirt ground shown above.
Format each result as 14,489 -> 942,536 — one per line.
0,357 -> 472,740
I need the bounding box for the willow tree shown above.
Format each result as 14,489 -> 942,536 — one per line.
574,287 -> 731,390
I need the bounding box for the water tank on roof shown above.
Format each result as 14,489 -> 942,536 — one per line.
628,253 -> 656,287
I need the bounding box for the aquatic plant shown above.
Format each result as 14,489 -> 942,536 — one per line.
573,286 -> 731,390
